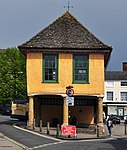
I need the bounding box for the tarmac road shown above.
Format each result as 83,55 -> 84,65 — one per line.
0,115 -> 127,150
0,115 -> 61,149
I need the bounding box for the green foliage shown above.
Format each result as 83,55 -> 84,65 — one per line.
0,47 -> 27,104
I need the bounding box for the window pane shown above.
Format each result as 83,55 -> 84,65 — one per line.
106,81 -> 114,87
121,92 -> 127,101
121,81 -> 127,86
74,55 -> 88,82
43,55 -> 57,82
107,92 -> 113,101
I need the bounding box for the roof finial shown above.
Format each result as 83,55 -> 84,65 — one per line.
64,0 -> 73,11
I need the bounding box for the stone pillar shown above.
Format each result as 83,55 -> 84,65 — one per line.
28,96 -> 34,128
97,95 -> 104,134
34,97 -> 40,127
63,97 -> 68,125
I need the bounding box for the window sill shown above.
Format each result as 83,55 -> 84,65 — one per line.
72,81 -> 89,84
41,81 -> 59,83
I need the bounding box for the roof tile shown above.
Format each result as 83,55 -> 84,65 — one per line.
105,71 -> 127,80
19,11 -> 112,50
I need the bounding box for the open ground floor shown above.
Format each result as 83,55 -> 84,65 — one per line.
28,94 -> 104,131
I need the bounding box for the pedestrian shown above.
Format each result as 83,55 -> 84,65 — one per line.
107,117 -> 113,136
71,116 -> 77,126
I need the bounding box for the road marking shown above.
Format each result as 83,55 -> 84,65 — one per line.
13,125 -> 127,149
2,134 -> 28,149
14,125 -> 65,142
26,137 -> 118,150
27,141 -> 66,150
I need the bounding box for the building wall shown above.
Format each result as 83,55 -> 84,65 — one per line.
70,106 -> 94,125
27,52 -> 104,96
104,80 -> 127,102
41,105 -> 63,126
41,105 -> 94,126
104,80 -> 127,119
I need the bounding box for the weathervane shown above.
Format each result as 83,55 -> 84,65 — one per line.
64,0 -> 73,11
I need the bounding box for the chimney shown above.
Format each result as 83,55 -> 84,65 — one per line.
123,62 -> 127,71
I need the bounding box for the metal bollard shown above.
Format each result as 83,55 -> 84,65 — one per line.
56,124 -> 60,137
27,120 -> 29,128
97,125 -> 99,137
125,122 -> 127,135
40,120 -> 42,132
47,122 -> 50,134
33,118 -> 35,130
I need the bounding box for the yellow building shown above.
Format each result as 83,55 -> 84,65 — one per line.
18,11 -> 112,130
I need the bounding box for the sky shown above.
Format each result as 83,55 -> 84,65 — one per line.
0,0 -> 127,71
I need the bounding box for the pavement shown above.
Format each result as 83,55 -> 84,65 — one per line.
0,122 -> 127,150
27,123 -> 127,140
0,132 -> 24,150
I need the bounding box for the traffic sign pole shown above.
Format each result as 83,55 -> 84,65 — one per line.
66,86 -> 74,125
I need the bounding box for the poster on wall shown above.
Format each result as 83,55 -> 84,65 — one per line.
108,106 -> 117,116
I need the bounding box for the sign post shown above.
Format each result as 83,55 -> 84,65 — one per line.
64,86 -> 76,138
66,86 -> 74,125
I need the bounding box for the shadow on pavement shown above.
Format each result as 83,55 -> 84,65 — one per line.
103,137 -> 127,150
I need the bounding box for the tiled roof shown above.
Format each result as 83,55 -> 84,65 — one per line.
19,11 -> 112,50
105,71 -> 127,80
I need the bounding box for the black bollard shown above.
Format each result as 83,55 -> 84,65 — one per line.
125,122 -> 127,135
97,125 -> 99,137
40,120 -> 42,132
33,118 -> 35,130
56,124 -> 60,137
27,120 -> 29,128
47,122 -> 50,134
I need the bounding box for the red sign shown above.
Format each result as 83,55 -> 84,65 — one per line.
66,88 -> 74,97
61,125 -> 76,136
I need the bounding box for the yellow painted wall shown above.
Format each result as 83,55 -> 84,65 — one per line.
70,106 -> 94,125
41,105 -> 63,126
41,105 -> 94,126
27,52 -> 104,96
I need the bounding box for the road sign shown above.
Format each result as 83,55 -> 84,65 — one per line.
66,88 -> 74,97
61,125 -> 76,136
66,96 -> 74,106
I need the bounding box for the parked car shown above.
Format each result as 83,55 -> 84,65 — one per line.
124,115 -> 127,120
110,115 -> 121,124
2,104 -> 11,115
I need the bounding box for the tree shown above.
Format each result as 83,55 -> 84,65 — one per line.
0,47 -> 27,104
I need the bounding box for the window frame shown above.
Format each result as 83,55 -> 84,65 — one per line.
42,54 -> 58,83
120,81 -> 127,87
73,54 -> 89,83
106,81 -> 114,87
106,91 -> 114,101
120,91 -> 127,101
